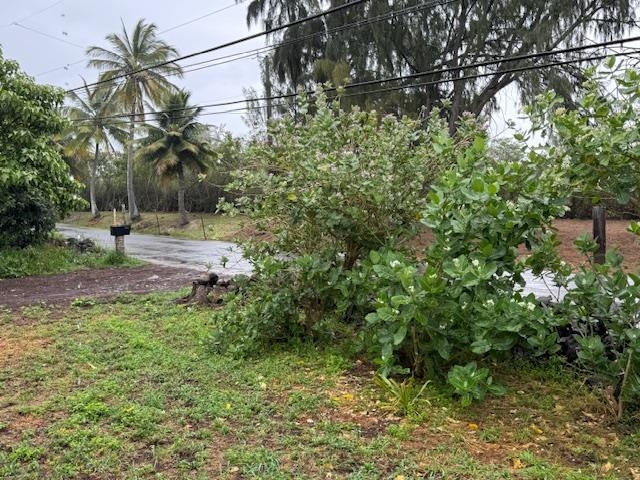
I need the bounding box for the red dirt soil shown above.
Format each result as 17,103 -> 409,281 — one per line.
0,265 -> 194,310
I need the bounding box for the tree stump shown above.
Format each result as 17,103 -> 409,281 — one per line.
178,272 -> 219,305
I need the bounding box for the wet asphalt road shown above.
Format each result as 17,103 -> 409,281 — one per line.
56,224 -> 252,276
56,224 -> 568,298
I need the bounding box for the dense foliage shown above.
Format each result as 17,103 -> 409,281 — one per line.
366,147 -> 570,378
212,68 -> 640,416
241,0 -> 633,131
529,62 -> 640,207
0,51 -> 83,248
212,91 -> 471,354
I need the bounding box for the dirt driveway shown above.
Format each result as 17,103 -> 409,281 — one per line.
0,265 -> 194,310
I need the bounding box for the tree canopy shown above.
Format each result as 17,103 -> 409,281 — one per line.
241,0 -> 635,131
0,50 -> 83,248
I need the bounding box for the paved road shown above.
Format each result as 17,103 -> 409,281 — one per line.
57,224 -> 252,277
57,224 -> 567,298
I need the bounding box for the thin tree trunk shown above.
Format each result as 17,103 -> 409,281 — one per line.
90,143 -> 100,218
177,163 -> 188,226
127,106 -> 141,221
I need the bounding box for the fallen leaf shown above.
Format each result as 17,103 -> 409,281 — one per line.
529,423 -> 544,435
601,462 -> 614,474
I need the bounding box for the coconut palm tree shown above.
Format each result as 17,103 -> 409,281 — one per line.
86,19 -> 182,221
136,90 -> 212,226
65,82 -> 126,218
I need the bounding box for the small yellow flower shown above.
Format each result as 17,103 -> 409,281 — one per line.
225,403 -> 232,410
468,423 -> 479,431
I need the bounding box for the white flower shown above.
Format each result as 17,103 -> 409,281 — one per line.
471,259 -> 480,268
527,303 -> 536,311
407,285 -> 415,294
485,299 -> 495,308
390,260 -> 401,268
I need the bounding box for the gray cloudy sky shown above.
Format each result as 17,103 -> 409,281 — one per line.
0,1 -> 264,135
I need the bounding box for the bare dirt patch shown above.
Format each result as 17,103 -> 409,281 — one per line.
0,336 -> 52,367
0,265 -> 194,310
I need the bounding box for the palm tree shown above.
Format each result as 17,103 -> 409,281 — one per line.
136,90 -> 212,226
65,82 -> 126,218
86,19 -> 182,221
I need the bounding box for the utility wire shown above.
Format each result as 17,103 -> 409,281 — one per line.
205,47 -> 640,118
37,58 -> 85,77
72,46 -> 640,128
36,1 -> 245,77
70,35 -> 640,123
163,0 -> 456,77
67,0 -> 369,93
3,0 -> 64,26
159,0 -> 246,34
11,22 -> 84,48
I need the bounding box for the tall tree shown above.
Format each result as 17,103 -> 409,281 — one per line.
241,0 -> 635,131
0,50 -> 83,247
136,90 -> 212,226
87,19 -> 182,221
65,82 -> 126,218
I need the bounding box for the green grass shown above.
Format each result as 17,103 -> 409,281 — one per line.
63,211 -> 251,241
0,243 -> 143,279
0,293 -> 638,479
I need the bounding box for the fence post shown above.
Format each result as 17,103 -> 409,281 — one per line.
593,205 -> 606,264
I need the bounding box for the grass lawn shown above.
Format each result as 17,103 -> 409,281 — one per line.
63,212 -> 252,242
0,243 -> 142,279
0,293 -> 638,479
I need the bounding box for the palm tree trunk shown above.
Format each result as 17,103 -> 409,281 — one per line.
177,163 -> 188,226
127,108 -> 140,221
90,143 -> 100,218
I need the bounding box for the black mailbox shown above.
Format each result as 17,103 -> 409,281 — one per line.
110,225 -> 131,236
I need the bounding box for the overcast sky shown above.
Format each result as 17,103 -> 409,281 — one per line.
0,1 -> 265,135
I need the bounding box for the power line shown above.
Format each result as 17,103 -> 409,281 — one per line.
68,0 -> 456,103
71,35 -> 640,124
173,0 -> 456,77
11,22 -> 84,49
37,59 -> 85,77
67,0 -> 369,93
36,1 -> 245,77
159,1 -> 246,34
3,0 -> 64,26
71,49 -> 640,128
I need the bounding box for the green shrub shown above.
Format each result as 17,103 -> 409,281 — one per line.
212,91 -> 476,353
365,148 -> 569,378
554,233 -> 640,418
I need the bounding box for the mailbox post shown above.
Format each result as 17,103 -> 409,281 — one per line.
110,208 -> 131,254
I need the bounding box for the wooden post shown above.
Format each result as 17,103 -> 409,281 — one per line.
201,215 -> 207,240
593,205 -> 606,264
115,235 -> 125,255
